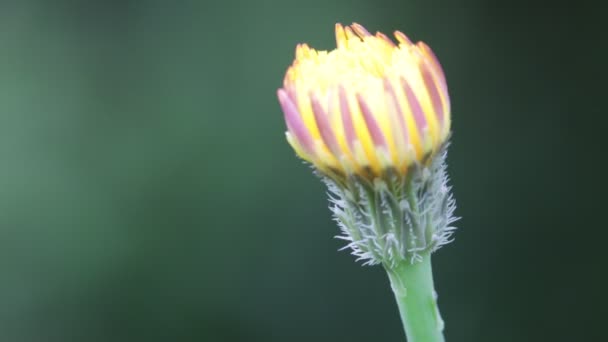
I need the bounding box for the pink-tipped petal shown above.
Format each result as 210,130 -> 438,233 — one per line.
417,42 -> 448,95
344,26 -> 356,40
310,92 -> 340,156
356,94 -> 387,148
400,77 -> 427,135
376,32 -> 396,47
384,78 -> 408,142
394,31 -> 413,45
339,86 -> 357,150
420,60 -> 445,126
278,89 -> 314,154
352,23 -> 371,38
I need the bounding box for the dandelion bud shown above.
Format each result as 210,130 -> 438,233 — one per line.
278,23 -> 457,266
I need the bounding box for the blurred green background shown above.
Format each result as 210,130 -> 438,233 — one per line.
0,0 -> 606,341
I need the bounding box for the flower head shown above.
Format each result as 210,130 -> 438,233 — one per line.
278,23 -> 450,180
278,24 -> 457,266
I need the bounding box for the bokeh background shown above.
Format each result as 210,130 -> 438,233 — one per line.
1,0 -> 606,341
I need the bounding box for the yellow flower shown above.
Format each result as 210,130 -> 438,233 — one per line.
278,23 -> 450,179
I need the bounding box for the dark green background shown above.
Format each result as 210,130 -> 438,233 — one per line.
1,1 -> 606,341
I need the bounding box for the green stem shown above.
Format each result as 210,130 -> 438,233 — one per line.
385,253 -> 445,342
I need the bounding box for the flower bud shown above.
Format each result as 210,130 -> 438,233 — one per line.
278,23 -> 457,265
